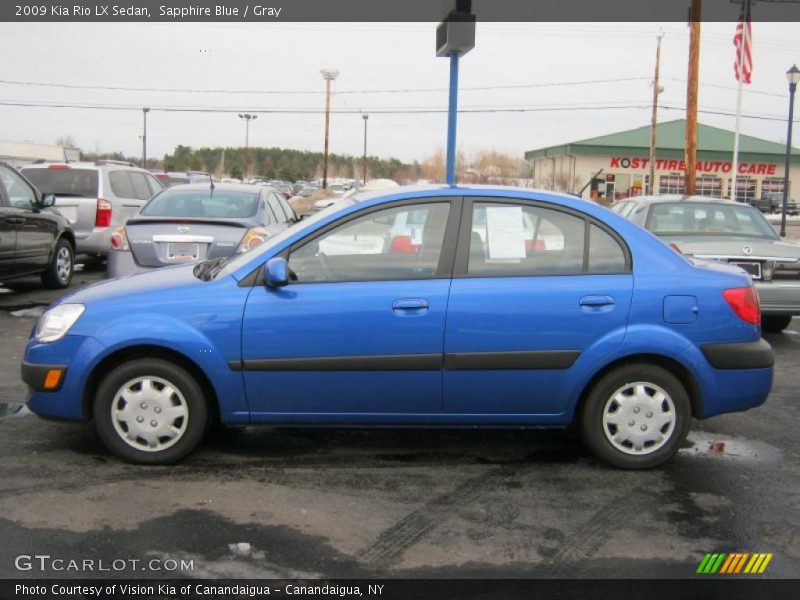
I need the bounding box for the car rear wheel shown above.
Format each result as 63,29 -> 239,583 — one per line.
41,238 -> 74,289
580,364 -> 691,469
93,358 -> 209,464
762,315 -> 793,333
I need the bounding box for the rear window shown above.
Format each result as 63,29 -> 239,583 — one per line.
21,167 -> 98,197
141,190 -> 260,218
648,202 -> 778,239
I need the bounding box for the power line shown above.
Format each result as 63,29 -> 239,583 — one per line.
0,76 -> 651,95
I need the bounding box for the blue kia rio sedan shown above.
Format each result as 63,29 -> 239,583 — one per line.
21,185 -> 774,468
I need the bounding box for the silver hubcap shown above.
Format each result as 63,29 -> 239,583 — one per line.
111,376 -> 189,452
602,381 -> 676,455
56,246 -> 71,282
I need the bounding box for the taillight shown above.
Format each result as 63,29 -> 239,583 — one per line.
669,243 -> 682,254
95,198 -> 112,227
389,235 -> 420,253
236,227 -> 268,253
47,164 -> 71,169
723,286 -> 761,325
110,226 -> 128,251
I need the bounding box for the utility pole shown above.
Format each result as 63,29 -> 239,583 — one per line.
238,113 -> 257,179
142,107 -> 150,169
649,32 -> 663,195
684,0 -> 701,196
321,68 -> 339,189
362,113 -> 369,186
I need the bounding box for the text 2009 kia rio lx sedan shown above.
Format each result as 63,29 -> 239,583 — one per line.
21,185 -> 774,468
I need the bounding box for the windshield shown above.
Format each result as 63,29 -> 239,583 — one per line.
214,198 -> 357,279
21,167 -> 98,197
141,189 -> 260,218
648,202 -> 779,240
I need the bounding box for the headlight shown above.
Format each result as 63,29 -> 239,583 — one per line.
35,304 -> 85,343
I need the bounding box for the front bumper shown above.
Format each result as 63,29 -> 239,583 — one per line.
22,334 -> 106,422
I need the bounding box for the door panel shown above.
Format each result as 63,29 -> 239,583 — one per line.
0,209 -> 17,277
241,279 -> 451,414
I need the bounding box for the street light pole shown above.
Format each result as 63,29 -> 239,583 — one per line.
321,68 -> 339,190
238,113 -> 257,179
780,64 -> 800,238
142,107 -> 150,169
362,113 -> 369,186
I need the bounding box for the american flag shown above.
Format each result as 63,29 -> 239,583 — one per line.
734,0 -> 753,84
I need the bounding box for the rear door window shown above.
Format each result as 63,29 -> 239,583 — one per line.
109,171 -> 136,199
129,172 -> 154,201
267,193 -> 287,224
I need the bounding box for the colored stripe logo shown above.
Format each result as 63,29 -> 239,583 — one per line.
697,552 -> 773,574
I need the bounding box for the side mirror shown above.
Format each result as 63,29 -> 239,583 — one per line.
40,193 -> 56,208
264,256 -> 289,287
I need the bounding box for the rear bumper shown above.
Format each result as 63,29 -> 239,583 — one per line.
755,281 -> 800,315
701,338 -> 774,370
107,250 -> 156,278
75,227 -> 112,255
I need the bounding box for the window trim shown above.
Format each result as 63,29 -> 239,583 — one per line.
277,197 -> 462,285
0,164 -> 39,209
452,197 -> 632,279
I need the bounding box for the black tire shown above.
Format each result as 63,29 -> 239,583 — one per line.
580,364 -> 692,469
41,237 -> 74,289
762,314 -> 793,333
93,358 -> 209,464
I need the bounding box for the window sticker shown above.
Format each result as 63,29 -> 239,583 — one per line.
485,206 -> 526,260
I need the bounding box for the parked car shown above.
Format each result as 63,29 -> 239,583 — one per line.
750,192 -> 798,215
618,195 -> 800,332
0,162 -> 76,288
107,183 -> 298,277
21,160 -> 164,257
22,185 -> 774,467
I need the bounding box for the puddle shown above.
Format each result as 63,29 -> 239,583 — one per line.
680,430 -> 782,464
10,306 -> 45,318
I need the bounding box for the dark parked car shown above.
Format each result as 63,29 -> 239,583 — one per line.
0,162 -> 76,288
107,183 -> 298,277
750,192 -> 798,215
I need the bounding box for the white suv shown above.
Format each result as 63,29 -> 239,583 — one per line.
21,160 -> 164,256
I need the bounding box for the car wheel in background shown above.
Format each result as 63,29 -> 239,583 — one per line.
41,238 -> 74,289
762,315 -> 793,333
93,358 -> 209,464
580,364 -> 691,469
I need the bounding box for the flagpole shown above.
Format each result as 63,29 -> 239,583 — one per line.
731,0 -> 749,202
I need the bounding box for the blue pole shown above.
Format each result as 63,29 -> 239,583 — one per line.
445,52 -> 460,185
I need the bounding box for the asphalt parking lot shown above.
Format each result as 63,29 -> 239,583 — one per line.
0,257 -> 798,579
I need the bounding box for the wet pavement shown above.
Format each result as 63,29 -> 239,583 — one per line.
0,263 -> 798,579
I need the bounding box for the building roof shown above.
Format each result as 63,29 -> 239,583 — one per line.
524,119 -> 800,164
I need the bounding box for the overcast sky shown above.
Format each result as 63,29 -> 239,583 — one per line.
0,20 -> 798,164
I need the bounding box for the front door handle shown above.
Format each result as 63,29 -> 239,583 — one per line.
3,217 -> 24,225
580,295 -> 615,307
392,298 -> 430,314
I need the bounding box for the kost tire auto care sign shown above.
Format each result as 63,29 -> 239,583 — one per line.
609,157 -> 777,175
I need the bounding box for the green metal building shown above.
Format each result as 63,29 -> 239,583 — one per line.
524,119 -> 800,203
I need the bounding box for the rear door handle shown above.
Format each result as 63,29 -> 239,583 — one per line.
393,298 -> 430,313
580,295 -> 615,307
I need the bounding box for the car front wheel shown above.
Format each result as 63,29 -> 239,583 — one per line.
93,358 -> 209,464
580,364 -> 691,469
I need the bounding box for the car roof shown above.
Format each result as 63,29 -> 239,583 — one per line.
628,194 -> 747,206
345,183 -> 588,205
163,182 -> 263,193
